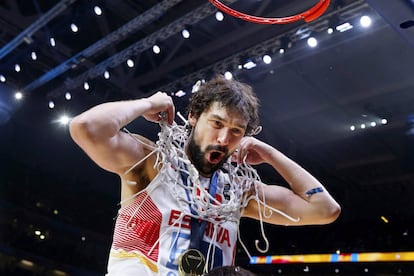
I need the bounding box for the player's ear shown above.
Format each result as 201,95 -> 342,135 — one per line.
188,112 -> 197,127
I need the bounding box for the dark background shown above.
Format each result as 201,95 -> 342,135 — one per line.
1,0 -> 414,275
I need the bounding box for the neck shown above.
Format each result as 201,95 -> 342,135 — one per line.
199,171 -> 212,178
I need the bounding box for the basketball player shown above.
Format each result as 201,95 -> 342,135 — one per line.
69,75 -> 341,275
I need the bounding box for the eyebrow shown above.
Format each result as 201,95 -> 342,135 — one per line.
209,114 -> 247,130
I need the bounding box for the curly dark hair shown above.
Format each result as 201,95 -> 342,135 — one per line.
187,75 -> 260,136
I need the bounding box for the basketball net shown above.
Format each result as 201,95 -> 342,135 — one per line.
122,117 -> 300,270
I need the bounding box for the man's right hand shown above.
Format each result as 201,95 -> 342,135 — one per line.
142,91 -> 175,125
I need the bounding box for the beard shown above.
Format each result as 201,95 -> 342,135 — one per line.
187,132 -> 229,176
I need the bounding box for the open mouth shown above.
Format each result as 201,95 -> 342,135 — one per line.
207,150 -> 225,164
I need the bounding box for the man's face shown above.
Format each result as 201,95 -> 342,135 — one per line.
187,102 -> 247,176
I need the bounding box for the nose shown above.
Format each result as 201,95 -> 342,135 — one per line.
217,129 -> 230,146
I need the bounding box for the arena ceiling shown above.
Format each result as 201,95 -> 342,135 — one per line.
1,0 -> 414,275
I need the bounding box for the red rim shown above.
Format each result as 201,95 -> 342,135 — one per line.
208,0 -> 331,24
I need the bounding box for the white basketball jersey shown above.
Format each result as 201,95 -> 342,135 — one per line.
106,165 -> 241,276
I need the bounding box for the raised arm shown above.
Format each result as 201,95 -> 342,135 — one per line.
69,92 -> 175,176
237,137 -> 341,226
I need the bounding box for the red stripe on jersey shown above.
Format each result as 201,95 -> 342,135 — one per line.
112,191 -> 161,261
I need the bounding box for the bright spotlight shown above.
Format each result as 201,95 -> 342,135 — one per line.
15,92 -> 23,100
48,101 -> 55,109
59,115 -> 71,125
243,60 -> 256,70
70,23 -> 79,33
182,29 -> 190,39
153,45 -> 161,54
307,37 -> 318,48
50,37 -> 56,47
262,55 -> 272,64
224,71 -> 233,80
104,70 -> 110,79
94,6 -> 102,16
175,90 -> 186,97
65,92 -> 71,100
31,51 -> 37,60
336,22 -> 353,32
126,59 -> 134,68
215,11 -> 224,21
360,15 -> 372,28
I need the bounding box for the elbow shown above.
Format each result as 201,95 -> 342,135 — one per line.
70,114 -> 120,148
69,115 -> 102,145
69,116 -> 88,144
322,202 -> 341,224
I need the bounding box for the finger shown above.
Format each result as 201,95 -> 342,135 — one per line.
230,149 -> 239,163
236,141 -> 246,161
151,114 -> 164,123
158,111 -> 167,121
236,148 -> 243,164
167,102 -> 175,125
241,150 -> 248,164
230,152 -> 238,163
